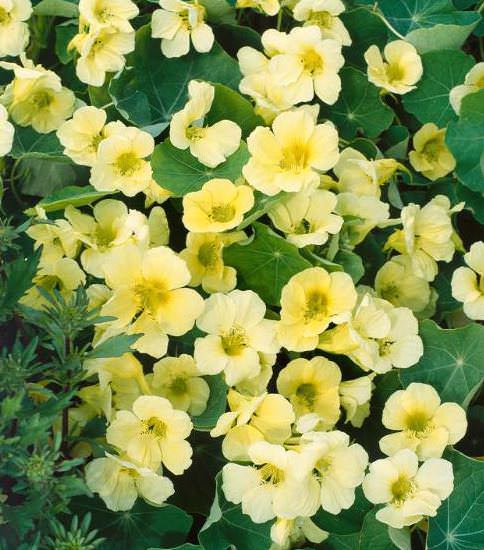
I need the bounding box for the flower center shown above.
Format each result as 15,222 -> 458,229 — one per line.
135,281 -> 168,315
115,152 -> 143,177
186,126 -> 206,141
198,242 -> 219,268
90,132 -> 105,152
405,410 -> 432,436
221,326 -> 248,356
259,463 -> 285,486
386,63 -> 405,84
94,225 -> 116,248
422,138 -> 442,161
296,383 -> 317,407
280,142 -> 309,173
391,475 -> 415,505
304,291 -> 327,321
294,219 -> 312,235
31,91 -> 54,109
315,456 -> 332,477
302,48 -> 323,73
210,204 -> 235,223
0,7 -> 11,24
143,416 -> 167,438
170,377 -> 188,395
308,10 -> 333,29
380,284 -> 400,303
378,339 -> 393,357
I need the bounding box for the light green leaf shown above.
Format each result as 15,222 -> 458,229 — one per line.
109,25 -> 241,134
223,222 -> 312,306
446,89 -> 484,193
87,334 -> 141,360
402,50 -> 475,126
319,67 -> 394,140
192,375 -> 227,431
427,449 -> 484,550
25,185 -> 111,215
33,0 -> 79,17
151,140 -> 249,196
400,319 -> 484,407
198,474 -> 272,550
334,250 -> 365,284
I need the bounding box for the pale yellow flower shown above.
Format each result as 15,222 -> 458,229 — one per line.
339,375 -> 374,428
86,453 -> 174,511
70,383 -> 112,428
380,383 -> 467,460
222,441 -> 320,522
170,80 -> 241,168
236,0 -> 279,16
84,353 -> 148,392
151,0 -> 214,58
90,127 -> 154,196
276,356 -> 341,428
450,62 -> 484,114
452,241 -> 484,320
0,57 -> 75,133
278,267 -> 357,352
57,106 -> 125,166
268,189 -> 343,248
64,200 -> 149,277
179,231 -> 244,293
106,395 -> 193,472
409,123 -> 456,181
293,0 -> 350,46
365,40 -> 423,95
0,0 -> 31,58
0,104 -> 14,156
195,290 -> 279,385
363,449 -> 453,528
148,354 -> 210,416
73,26 -> 135,87
78,0 -> 138,32
182,178 -> 254,233
243,110 -> 339,196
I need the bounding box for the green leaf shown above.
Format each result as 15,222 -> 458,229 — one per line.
446,89 -> 484,193
200,0 -> 236,24
0,249 -> 41,314
427,449 -> 484,550
198,474 -> 272,550
213,24 -> 262,57
400,320 -> 484,407
55,23 -> 78,64
205,83 -> 263,138
33,0 -> 78,17
71,496 -> 192,550
109,25 -> 241,134
319,67 -> 394,140
341,8 -> 389,70
223,222 -> 312,306
10,126 -> 65,160
456,183 -> 484,224
25,185 -> 111,215
380,126 -> 410,159
192,375 -> 227,431
149,545 -> 202,550
87,334 -> 141,359
151,140 -> 249,197
402,50 -> 475,126
334,250 -> 365,284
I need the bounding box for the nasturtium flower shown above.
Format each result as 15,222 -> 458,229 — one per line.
195,290 -> 279,385
0,0 -> 31,58
72,26 -> 135,87
365,40 -> 423,95
380,383 -> 467,460
57,106 -> 125,166
409,123 -> 456,181
450,62 -> 484,114
333,147 -> 399,197
182,178 -> 254,233
335,192 -> 390,246
100,244 -> 204,357
339,375 -> 373,428
268,189 -> 343,248
21,258 -> 86,309
267,25 -> 344,105
301,430 -> 368,514
451,241 -> 484,320
0,57 -> 75,133
151,0 -> 214,58
271,518 -> 328,550
179,231 -> 244,293
107,395 -> 193,473
292,0 -> 351,46
236,0 -> 279,16
148,354 -> 210,416
86,453 -> 174,512
375,255 -> 433,314
211,390 -> 295,461
384,195 -> 463,282
276,356 -> 341,428
235,352 -> 275,396
70,383 -> 112,428
78,0 -> 138,32
278,267 -> 357,352
170,80 -> 241,168
0,104 -> 14,156
64,200 -> 149,278
363,449 -> 453,529
222,441 -> 320,523
243,110 -> 339,196
90,127 -> 155,196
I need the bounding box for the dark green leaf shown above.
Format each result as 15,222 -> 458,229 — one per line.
87,334 -> 141,359
25,185 -> 111,215
11,126 -> 65,160
192,375 -> 227,431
